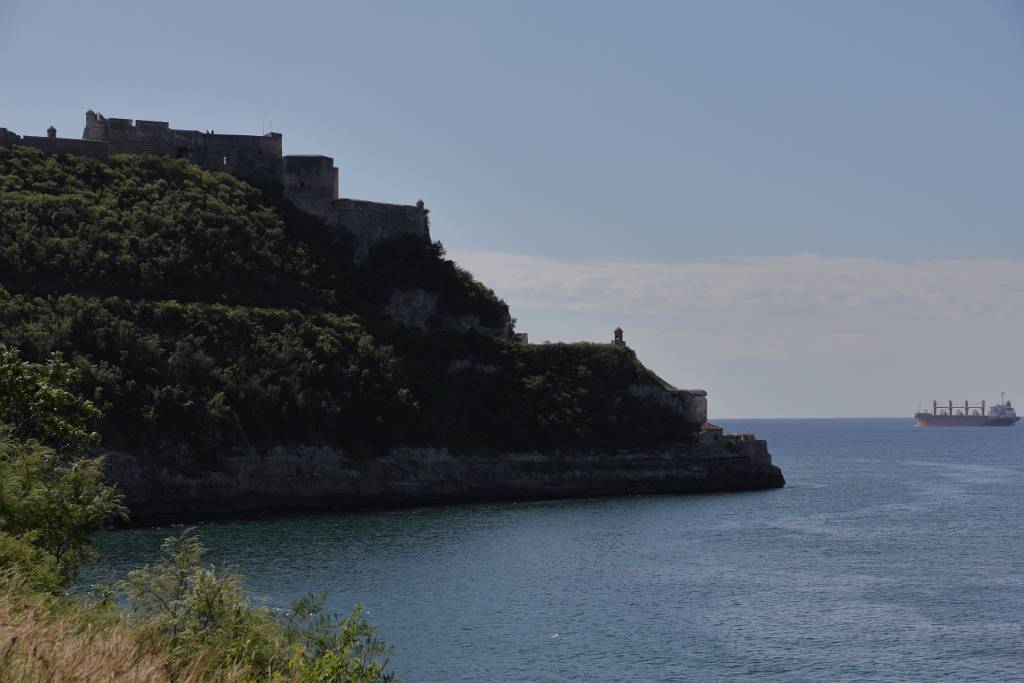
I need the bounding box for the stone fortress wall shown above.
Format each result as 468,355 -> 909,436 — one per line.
1,123 -> 110,162
1,111 -> 429,259
82,112 -> 285,192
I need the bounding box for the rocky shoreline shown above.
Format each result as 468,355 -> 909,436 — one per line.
104,439 -> 785,525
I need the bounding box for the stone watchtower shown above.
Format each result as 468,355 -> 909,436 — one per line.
612,327 -> 626,348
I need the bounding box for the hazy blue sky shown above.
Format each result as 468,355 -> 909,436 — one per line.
2,1 -> 1022,416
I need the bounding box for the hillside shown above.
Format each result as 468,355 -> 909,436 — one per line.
0,145 -> 697,465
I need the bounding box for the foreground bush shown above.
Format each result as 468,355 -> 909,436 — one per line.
0,345 -> 123,589
0,538 -> 397,682
0,431 -> 123,589
0,342 -> 398,681
122,530 -> 395,681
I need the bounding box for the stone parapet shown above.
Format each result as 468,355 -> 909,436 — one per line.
2,127 -> 111,162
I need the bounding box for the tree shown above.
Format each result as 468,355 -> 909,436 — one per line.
0,344 -> 100,451
0,343 -> 123,584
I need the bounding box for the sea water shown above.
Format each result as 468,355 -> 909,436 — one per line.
83,419 -> 1024,681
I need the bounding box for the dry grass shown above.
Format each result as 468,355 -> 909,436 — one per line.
0,583 -> 238,683
0,589 -> 170,682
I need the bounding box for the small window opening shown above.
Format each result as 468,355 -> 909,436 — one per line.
222,155 -> 229,166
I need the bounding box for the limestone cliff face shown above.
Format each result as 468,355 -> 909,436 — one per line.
382,289 -> 440,329
382,288 -> 506,334
627,385 -> 707,424
104,441 -> 784,524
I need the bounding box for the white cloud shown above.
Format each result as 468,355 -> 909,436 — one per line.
451,251 -> 1024,417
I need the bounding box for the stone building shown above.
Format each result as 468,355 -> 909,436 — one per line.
700,422 -> 724,443
0,111 -> 429,260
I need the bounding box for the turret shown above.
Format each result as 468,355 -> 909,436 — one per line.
612,327 -> 625,348
46,125 -> 56,139
83,109 -> 105,140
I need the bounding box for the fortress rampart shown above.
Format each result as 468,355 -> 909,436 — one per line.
1,111 -> 429,258
0,123 -> 109,162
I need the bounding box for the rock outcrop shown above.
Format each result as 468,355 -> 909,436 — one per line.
104,441 -> 784,524
383,288 -> 508,334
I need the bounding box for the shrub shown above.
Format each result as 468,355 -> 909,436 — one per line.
0,340 -> 397,681
0,431 -> 125,581
121,530 -> 396,681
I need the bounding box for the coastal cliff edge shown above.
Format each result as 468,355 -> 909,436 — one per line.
105,441 -> 784,524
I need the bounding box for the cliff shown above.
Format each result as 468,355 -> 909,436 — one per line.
105,440 -> 783,523
0,144 -> 783,523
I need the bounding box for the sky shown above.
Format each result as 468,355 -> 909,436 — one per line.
2,0 -> 1022,417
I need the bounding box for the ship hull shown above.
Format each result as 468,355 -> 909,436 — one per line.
914,414 -> 1020,427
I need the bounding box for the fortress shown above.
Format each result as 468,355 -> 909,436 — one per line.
0,111 -> 429,259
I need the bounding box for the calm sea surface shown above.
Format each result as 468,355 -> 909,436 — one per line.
83,419 -> 1024,681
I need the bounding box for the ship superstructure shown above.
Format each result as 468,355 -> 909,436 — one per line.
915,395 -> 1019,427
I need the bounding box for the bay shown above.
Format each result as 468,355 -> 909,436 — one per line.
83,418 -> 1024,681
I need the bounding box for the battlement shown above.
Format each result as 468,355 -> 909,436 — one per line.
134,120 -> 170,130
85,111 -> 171,133
0,110 -> 430,258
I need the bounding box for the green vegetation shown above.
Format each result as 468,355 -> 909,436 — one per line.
0,145 -> 507,326
0,291 -> 416,449
0,346 -> 121,590
120,531 -> 394,681
0,342 -> 100,448
0,145 -> 690,455
0,342 -> 396,681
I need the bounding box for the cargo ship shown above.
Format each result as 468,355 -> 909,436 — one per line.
915,395 -> 1019,427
